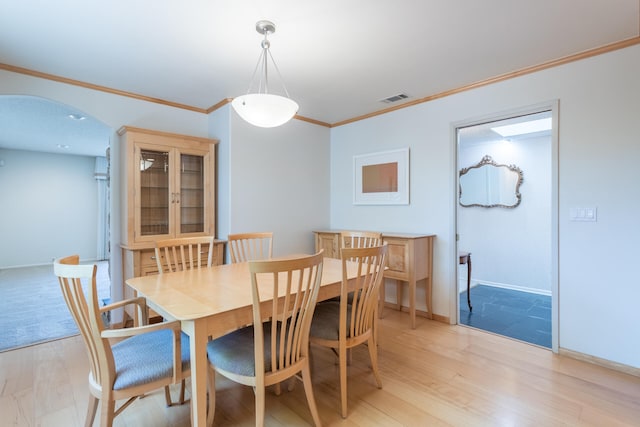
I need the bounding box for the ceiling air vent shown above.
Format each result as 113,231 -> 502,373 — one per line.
380,93 -> 409,104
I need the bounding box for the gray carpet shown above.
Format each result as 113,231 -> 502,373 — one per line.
0,260 -> 110,352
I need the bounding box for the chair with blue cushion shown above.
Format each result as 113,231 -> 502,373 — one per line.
54,255 -> 190,427
205,251 -> 324,427
310,244 -> 388,418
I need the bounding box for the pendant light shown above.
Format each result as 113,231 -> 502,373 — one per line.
232,20 -> 298,128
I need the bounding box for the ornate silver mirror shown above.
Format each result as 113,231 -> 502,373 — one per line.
459,155 -> 523,208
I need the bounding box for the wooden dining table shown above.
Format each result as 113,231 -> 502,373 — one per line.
126,255 -> 355,427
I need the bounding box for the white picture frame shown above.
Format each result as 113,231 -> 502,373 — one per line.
353,148 -> 409,205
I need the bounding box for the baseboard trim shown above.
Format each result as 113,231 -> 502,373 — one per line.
470,280 -> 552,296
559,347 -> 640,377
1,258 -> 108,270
382,302 -> 450,324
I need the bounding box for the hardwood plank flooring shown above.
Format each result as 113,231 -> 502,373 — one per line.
1,310 -> 638,426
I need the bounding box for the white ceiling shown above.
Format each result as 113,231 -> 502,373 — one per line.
0,0 -> 638,157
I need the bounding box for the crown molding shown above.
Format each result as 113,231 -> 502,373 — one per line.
3,36 -> 639,129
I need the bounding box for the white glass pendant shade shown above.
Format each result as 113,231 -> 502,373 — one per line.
232,93 -> 298,128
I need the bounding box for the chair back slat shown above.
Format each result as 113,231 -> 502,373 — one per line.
155,236 -> 214,274
228,232 -> 273,263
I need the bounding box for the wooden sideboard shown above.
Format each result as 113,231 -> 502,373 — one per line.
313,230 -> 435,328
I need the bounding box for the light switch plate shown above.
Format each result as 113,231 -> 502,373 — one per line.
570,207 -> 597,222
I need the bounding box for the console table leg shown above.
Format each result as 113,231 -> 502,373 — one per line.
378,280 -> 386,318
467,255 -> 472,311
409,279 -> 416,329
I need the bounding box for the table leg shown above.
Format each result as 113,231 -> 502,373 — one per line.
396,279 -> 403,311
426,275 -> 433,321
409,279 -> 416,329
426,237 -> 434,321
187,319 -> 208,427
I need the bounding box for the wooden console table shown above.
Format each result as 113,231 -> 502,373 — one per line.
314,230 -> 435,328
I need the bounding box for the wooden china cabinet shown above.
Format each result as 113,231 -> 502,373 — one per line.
119,126 -> 224,323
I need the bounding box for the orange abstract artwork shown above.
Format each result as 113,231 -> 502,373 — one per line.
362,162 -> 398,193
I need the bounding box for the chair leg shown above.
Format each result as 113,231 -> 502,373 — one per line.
206,365 -> 216,427
339,344 -> 348,418
378,281 -> 385,318
179,379 -> 186,404
367,336 -> 383,388
373,310 -> 379,345
164,385 -> 172,406
301,362 -> 322,426
287,377 -> 296,392
100,398 -> 115,427
255,384 -> 266,427
84,395 -> 99,427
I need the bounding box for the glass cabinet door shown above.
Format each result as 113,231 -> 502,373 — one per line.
178,153 -> 205,234
139,149 -> 170,236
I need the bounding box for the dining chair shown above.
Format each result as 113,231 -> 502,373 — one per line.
340,230 -> 382,250
154,235 -> 214,273
54,255 -> 190,427
310,244 -> 388,418
227,232 -> 273,263
154,235 -> 214,400
330,231 -> 383,305
205,251 -> 324,427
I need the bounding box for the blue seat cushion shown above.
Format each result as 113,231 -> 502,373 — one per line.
112,329 -> 190,390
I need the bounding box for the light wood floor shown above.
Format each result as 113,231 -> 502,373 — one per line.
2,310 -> 639,426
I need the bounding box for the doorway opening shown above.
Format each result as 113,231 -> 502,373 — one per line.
455,105 -> 558,350
0,95 -> 112,351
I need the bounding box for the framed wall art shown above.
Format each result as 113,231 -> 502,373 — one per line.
353,148 -> 409,205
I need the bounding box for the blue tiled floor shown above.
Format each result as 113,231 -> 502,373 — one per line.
460,285 -> 551,348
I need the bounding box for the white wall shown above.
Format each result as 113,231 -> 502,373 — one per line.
0,149 -> 98,267
330,44 -> 640,368
458,136 -> 552,293
209,105 -> 331,259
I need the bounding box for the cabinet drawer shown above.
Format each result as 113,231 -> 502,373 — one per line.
384,238 -> 410,279
315,232 -> 339,259
139,249 -> 159,268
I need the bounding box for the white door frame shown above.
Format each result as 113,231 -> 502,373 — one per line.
450,100 -> 559,352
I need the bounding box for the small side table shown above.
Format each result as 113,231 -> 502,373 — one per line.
459,252 -> 472,311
